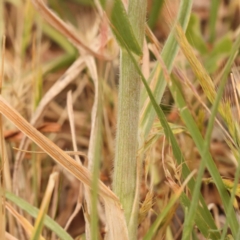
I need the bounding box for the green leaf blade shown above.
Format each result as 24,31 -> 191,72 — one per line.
6,191 -> 73,240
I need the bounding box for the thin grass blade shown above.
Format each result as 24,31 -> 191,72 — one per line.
140,0 -> 193,139
182,50 -> 231,239
5,191 -> 73,240
85,57 -> 103,240
99,0 -> 142,55
169,77 -> 239,237
5,202 -> 45,240
175,24 -> 240,143
30,172 -> 59,240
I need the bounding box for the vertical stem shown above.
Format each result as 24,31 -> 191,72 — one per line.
86,58 -> 103,240
113,0 -> 146,239
89,81 -> 102,240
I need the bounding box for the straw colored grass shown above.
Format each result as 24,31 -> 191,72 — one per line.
1,0 -> 240,239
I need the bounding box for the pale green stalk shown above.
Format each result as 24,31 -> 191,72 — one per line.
112,0 -> 146,239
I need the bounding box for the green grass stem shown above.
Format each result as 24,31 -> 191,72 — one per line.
112,0 -> 146,239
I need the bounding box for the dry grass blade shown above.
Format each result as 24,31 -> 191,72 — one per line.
104,198 -> 128,240
145,25 -> 161,53
5,232 -> 18,240
30,57 -> 86,127
85,56 -> 102,240
0,36 -> 5,92
0,95 -> 129,240
0,95 -> 114,198
0,35 -> 6,240
31,0 -> 111,60
13,56 -> 86,192
63,91 -> 84,232
63,189 -> 83,232
67,91 -> 81,164
55,76 -> 89,127
31,172 -> 59,240
138,192 -> 154,225
142,39 -> 150,79
13,147 -> 87,157
4,123 -> 61,141
5,202 -> 45,240
86,57 -> 100,170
